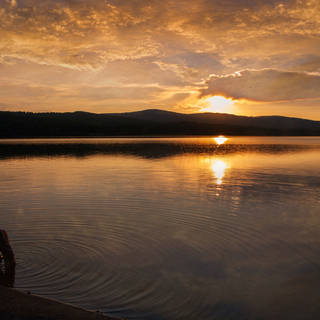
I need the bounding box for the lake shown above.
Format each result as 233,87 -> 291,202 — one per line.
1,137 -> 320,320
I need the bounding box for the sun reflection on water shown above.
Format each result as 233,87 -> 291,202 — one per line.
201,157 -> 229,185
214,136 -> 228,145
211,160 -> 227,185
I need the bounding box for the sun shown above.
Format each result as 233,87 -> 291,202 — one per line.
203,95 -> 234,113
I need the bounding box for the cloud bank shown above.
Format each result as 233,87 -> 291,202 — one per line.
200,69 -> 320,102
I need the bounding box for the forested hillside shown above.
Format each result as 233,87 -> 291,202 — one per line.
1,110 -> 320,137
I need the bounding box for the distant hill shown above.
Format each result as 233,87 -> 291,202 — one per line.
112,109 -> 320,129
1,109 -> 320,138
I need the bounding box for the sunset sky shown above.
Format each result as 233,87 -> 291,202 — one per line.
1,0 -> 320,119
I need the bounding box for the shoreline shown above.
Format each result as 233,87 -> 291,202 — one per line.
0,286 -> 124,320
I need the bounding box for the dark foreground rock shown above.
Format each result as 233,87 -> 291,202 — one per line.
0,286 -> 123,320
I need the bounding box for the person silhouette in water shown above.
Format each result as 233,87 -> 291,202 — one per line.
0,229 -> 16,287
0,229 -> 16,268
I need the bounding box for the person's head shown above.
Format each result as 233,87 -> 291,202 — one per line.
0,229 -> 16,270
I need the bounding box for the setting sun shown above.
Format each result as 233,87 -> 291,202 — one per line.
204,96 -> 234,113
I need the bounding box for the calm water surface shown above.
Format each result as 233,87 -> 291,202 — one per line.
1,137 -> 320,320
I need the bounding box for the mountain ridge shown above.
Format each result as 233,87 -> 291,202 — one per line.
110,109 -> 320,129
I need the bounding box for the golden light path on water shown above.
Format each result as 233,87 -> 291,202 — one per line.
200,156 -> 229,186
211,160 -> 227,185
199,137 -> 229,185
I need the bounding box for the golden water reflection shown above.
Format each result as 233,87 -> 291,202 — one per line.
201,157 -> 229,185
213,136 -> 228,145
211,160 -> 227,185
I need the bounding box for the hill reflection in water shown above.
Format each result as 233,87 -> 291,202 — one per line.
0,137 -> 318,160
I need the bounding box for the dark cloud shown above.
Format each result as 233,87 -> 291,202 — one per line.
289,55 -> 320,72
200,69 -> 320,102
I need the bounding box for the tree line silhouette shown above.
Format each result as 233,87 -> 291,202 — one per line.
1,111 -> 320,138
